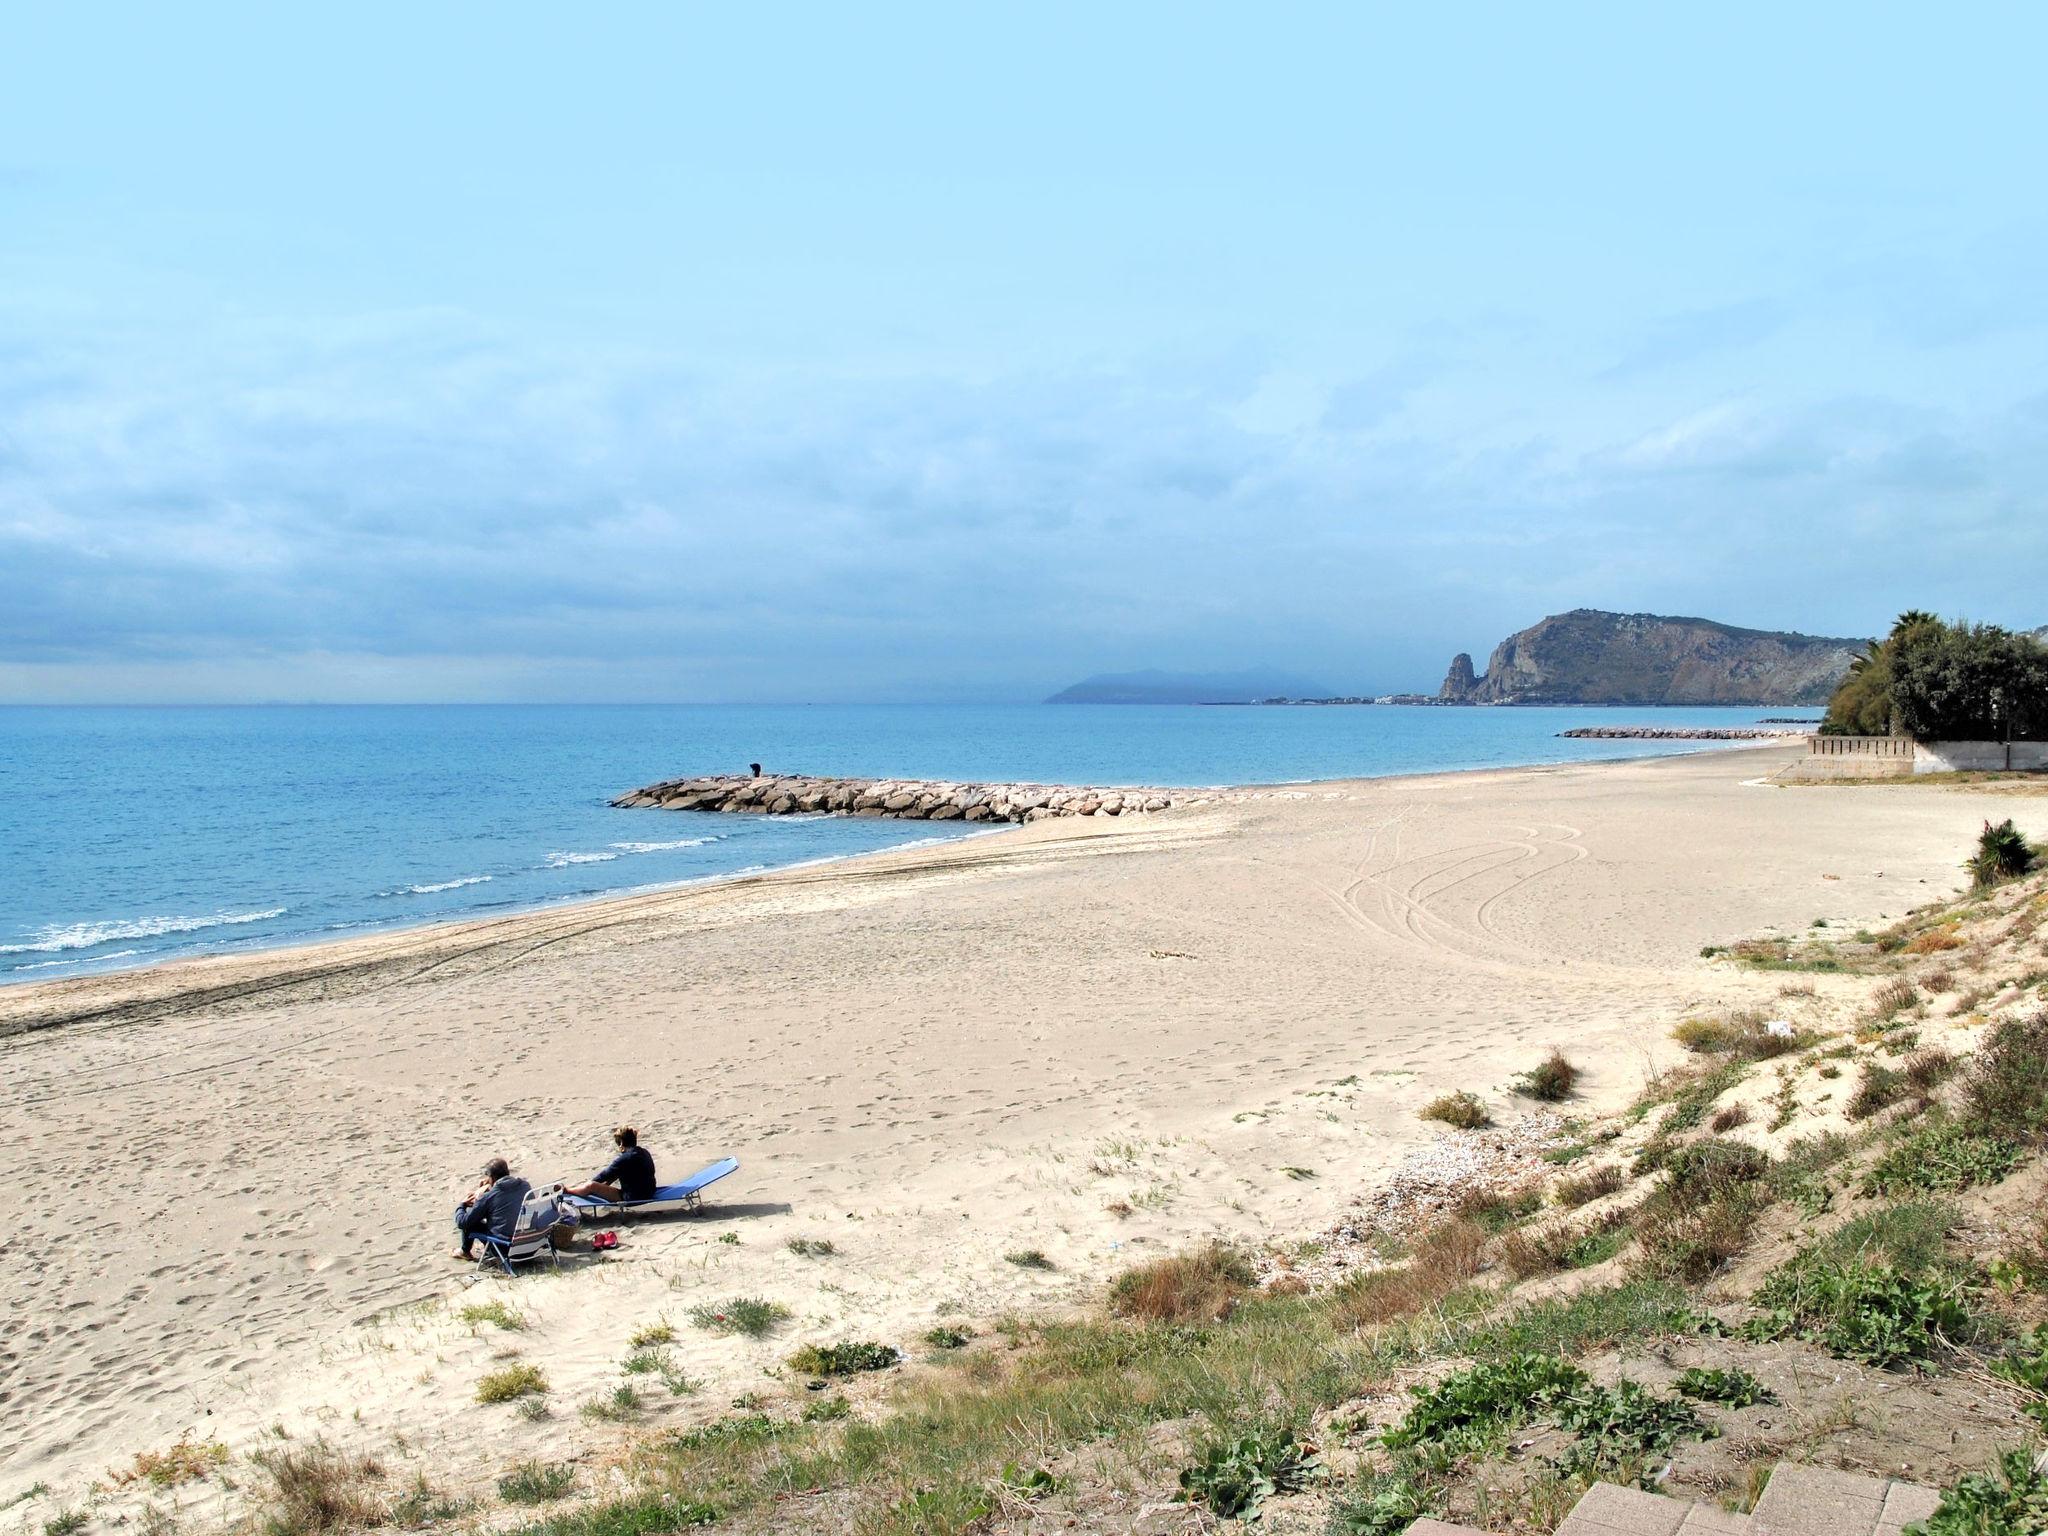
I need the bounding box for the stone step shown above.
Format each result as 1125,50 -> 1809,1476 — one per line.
1556,1481 -> 1750,1536
1552,1465 -> 1942,1536
1404,1521 -> 1494,1536
1749,1465 -> 1940,1536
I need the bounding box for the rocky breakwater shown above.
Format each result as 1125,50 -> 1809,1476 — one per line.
1557,726 -> 1803,740
611,773 -> 1200,823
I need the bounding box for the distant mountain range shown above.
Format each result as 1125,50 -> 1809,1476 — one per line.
1045,668 -> 1335,705
1440,610 -> 1865,706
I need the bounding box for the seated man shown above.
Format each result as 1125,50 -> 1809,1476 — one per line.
562,1126 -> 657,1203
453,1157 -> 532,1259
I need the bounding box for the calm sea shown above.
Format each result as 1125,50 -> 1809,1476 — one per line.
0,703 -> 1804,983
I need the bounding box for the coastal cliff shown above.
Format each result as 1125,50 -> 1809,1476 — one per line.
1440,609 -> 1863,705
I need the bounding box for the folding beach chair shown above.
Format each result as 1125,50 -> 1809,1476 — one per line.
563,1157 -> 740,1219
474,1185 -> 562,1275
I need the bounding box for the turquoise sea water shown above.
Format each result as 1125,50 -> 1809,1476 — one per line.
0,703 -> 1807,984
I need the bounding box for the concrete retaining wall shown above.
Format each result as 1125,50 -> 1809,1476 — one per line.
1914,740 -> 2048,774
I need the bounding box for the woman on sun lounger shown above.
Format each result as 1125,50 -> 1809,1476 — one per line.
561,1126 -> 657,1204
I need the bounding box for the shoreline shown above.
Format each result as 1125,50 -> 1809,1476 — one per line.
0,738 -> 1800,1030
0,741 -> 1796,1032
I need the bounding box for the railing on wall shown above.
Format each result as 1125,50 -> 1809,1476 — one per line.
1804,734 -> 1915,758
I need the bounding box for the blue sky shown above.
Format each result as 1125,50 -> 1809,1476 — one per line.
3,5 -> 2044,702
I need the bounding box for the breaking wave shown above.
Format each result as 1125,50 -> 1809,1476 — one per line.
0,908 -> 288,956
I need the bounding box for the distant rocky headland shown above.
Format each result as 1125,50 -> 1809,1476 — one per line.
613,773 -> 1203,823
1046,668 -> 1334,704
1440,609 -> 1864,706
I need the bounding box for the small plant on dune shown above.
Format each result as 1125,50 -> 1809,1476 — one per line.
1672,1010 -> 1802,1060
120,1437 -> 229,1488
1501,1216 -> 1628,1279
1553,1164 -> 1625,1208
578,1385 -> 641,1422
626,1320 -> 675,1349
1912,1449 -> 2048,1536
785,1236 -> 836,1258
620,1347 -> 670,1376
1458,1184 -> 1541,1233
1967,1013 -> 2048,1145
388,1474 -> 466,1529
1709,1102 -> 1751,1133
1993,1325 -> 2048,1430
787,1340 -> 899,1376
1968,819 -> 2037,890
1330,1471 -> 1435,1536
1847,1061 -> 1908,1121
1005,1249 -> 1055,1270
1514,1049 -> 1580,1102
43,1515 -> 87,1536
476,1362 -> 548,1404
1178,1420 -> 1319,1519
497,1462 -> 573,1506
1864,1122 -> 2021,1196
923,1325 -> 971,1350
459,1299 -> 525,1332
249,1441 -> 385,1535
1870,977 -> 1921,1022
802,1394 -> 852,1423
1109,1243 -> 1256,1323
1420,1090 -> 1490,1129
687,1296 -> 791,1338
1673,1366 -> 1776,1407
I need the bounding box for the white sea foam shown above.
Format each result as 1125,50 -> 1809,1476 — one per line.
381,875 -> 495,896
0,908 -> 288,956
607,837 -> 721,854
7,948 -> 142,972
543,850 -> 620,868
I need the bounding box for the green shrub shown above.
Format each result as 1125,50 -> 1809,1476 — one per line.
1968,1014 -> 2048,1145
801,1394 -> 852,1423
1178,1422 -> 1318,1519
476,1363 -> 548,1404
1992,1325 -> 2048,1430
923,1325 -> 971,1350
1673,1366 -> 1776,1407
1969,819 -> 2038,890
248,1442 -> 385,1535
1514,1049 -> 1580,1102
497,1464 -> 573,1506
1909,1449 -> 2048,1536
1330,1471 -> 1434,1536
787,1340 -> 899,1376
1109,1244 -> 1256,1321
686,1296 -> 791,1338
626,1321 -> 674,1349
1380,1354 -> 1588,1458
1865,1123 -> 2021,1196
1746,1255 -> 1970,1366
1420,1090 -> 1490,1129
1459,1185 -> 1542,1234
785,1237 -> 836,1258
1673,1013 -> 1803,1060
1549,1380 -> 1716,1481
1005,1248 -> 1055,1270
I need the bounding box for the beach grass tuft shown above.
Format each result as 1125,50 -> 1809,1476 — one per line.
687,1297 -> 791,1338
1420,1090 -> 1490,1129
476,1363 -> 549,1404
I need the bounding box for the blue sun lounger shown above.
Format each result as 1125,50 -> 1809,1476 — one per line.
564,1157 -> 740,1218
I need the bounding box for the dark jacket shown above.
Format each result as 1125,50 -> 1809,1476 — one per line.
594,1146 -> 657,1201
471,1175 -> 532,1239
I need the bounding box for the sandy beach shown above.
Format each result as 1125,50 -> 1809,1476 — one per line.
0,746 -> 2021,1509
